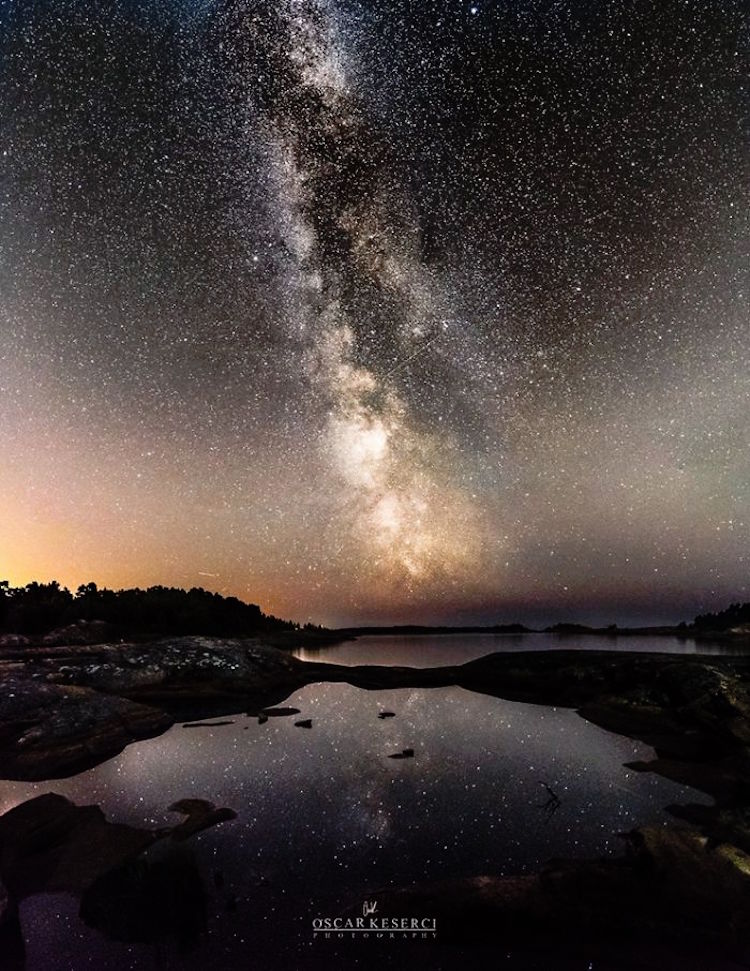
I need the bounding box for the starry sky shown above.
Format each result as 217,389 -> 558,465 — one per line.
0,0 -> 748,627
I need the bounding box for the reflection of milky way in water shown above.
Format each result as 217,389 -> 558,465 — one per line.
3,679 -> 710,968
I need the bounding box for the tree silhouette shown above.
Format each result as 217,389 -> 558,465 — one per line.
694,602 -> 750,631
0,582 -> 297,638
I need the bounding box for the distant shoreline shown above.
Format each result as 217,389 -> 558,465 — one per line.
333,623 -> 748,641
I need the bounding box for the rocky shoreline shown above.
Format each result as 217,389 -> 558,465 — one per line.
352,824 -> 750,970
2,636 -> 750,965
3,639 -> 750,830
0,637 -> 306,779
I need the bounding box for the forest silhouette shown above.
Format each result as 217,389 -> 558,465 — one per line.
0,580 -> 301,638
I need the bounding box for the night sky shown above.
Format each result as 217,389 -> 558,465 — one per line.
1,0 -> 748,627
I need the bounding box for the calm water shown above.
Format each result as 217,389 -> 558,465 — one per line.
1,634 -> 718,970
294,631 -> 740,666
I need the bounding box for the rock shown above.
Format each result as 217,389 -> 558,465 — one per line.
41,620 -> 118,647
0,622 -> 117,652
0,789 -> 236,901
0,677 -> 172,781
0,634 -> 31,650
0,878 -> 12,923
257,713 -> 268,724
0,875 -> 24,969
260,707 -> 301,717
42,636 -> 304,702
0,793 -> 157,897
182,720 -> 234,728
0,637 -> 309,779
0,639 -> 749,967
378,711 -> 396,719
357,825 -> 750,967
167,799 -> 237,841
80,842 -> 207,949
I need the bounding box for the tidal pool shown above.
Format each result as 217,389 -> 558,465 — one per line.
0,645 -> 713,970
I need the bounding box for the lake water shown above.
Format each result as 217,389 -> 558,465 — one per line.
1,634 -> 719,970
294,631 -> 741,666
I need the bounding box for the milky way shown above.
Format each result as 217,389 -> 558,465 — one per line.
0,0 -> 748,625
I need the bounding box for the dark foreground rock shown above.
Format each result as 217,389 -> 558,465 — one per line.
0,792 -> 236,960
0,874 -> 23,971
358,825 -> 750,969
